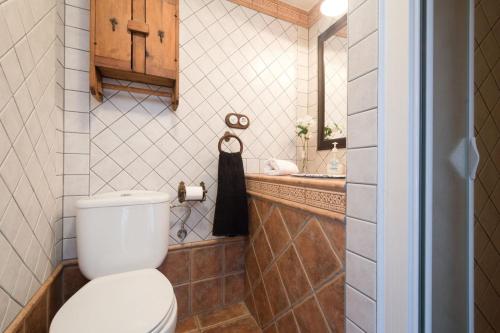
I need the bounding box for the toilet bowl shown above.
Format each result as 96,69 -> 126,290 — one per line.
50,191 -> 176,332
50,269 -> 177,333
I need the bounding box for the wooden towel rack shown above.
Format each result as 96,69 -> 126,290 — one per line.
102,83 -> 172,98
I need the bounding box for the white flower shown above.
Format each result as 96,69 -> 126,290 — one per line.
324,122 -> 343,139
296,115 -> 314,128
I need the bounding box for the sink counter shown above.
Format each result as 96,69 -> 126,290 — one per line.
245,174 -> 345,192
245,173 -> 346,220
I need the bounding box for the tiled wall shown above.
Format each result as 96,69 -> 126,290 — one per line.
62,0 -> 303,258
9,238 -> 247,330
0,0 -> 64,329
244,197 -> 345,332
474,0 -> 500,331
4,265 -> 64,333
304,15 -> 348,174
345,0 -> 378,332
159,239 -> 246,319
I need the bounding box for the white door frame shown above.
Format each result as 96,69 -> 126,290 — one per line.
378,0 -> 474,332
377,0 -> 422,331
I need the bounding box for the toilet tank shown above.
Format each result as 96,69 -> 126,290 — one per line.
76,191 -> 170,280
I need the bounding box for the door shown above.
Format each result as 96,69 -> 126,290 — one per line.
94,0 -> 132,71
423,0 -> 474,331
146,0 -> 177,79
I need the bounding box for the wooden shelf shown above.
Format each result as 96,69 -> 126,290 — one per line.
89,0 -> 179,110
102,83 -> 172,98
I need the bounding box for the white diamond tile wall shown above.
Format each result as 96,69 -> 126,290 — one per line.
0,0 -> 64,329
62,0 -> 301,258
305,15 -> 348,174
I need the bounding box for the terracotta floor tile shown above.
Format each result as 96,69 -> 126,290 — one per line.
174,284 -> 191,320
202,316 -> 261,333
25,291 -> 48,333
316,274 -> 345,333
198,303 -> 249,328
246,245 -> 262,286
62,265 -> 89,301
245,293 -> 258,322
263,323 -> 278,333
225,241 -> 246,273
264,208 -> 291,257
318,217 -> 346,264
254,199 -> 273,222
248,199 -> 262,239
253,228 -> 274,273
224,273 -> 245,304
279,206 -> 309,237
276,311 -> 299,333
253,280 -> 273,326
293,296 -> 329,333
191,278 -> 223,314
262,265 -> 289,316
159,249 -> 191,285
276,246 -> 312,303
191,245 -> 224,280
294,219 -> 342,287
176,316 -> 199,333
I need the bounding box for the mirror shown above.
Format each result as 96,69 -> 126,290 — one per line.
317,15 -> 348,150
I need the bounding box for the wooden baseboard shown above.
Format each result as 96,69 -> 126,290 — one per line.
5,260 -> 77,333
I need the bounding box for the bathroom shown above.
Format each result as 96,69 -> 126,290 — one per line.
0,0 -> 496,332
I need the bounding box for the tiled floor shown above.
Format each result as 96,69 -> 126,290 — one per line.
176,303 -> 261,333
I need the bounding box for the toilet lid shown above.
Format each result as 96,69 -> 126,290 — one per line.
50,269 -> 175,333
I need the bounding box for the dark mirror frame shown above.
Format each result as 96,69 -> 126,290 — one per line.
317,15 -> 348,150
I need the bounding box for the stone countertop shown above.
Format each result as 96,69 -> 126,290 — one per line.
245,174 -> 346,192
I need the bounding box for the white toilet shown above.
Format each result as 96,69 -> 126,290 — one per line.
50,191 -> 177,333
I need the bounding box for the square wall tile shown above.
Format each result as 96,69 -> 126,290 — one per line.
347,109 -> 377,148
346,184 -> 377,223
346,217 -> 376,260
346,286 -> 376,333
348,70 -> 378,115
348,0 -> 378,47
346,251 -> 376,299
347,147 -> 377,184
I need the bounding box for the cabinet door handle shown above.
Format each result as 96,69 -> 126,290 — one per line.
158,30 -> 165,43
110,18 -> 118,31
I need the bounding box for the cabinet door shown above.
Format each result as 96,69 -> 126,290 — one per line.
95,0 -> 132,71
145,0 -> 177,78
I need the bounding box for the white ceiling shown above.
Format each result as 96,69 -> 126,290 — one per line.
281,0 -> 320,11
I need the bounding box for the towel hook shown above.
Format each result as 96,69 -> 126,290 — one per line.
218,131 -> 243,153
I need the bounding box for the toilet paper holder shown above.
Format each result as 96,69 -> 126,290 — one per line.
177,181 -> 207,203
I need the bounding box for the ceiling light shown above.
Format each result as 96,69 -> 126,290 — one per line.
320,0 -> 348,17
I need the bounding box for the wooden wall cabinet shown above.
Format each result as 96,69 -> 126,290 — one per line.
90,0 -> 179,110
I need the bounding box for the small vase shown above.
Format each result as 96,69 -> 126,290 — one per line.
301,138 -> 309,173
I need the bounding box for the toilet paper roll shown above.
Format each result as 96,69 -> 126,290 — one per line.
184,186 -> 204,201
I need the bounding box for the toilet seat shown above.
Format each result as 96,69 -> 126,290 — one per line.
50,269 -> 176,333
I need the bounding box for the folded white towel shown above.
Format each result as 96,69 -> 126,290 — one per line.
263,159 -> 299,176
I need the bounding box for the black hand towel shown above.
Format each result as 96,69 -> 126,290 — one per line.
213,151 -> 249,236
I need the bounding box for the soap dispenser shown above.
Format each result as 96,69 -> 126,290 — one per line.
327,142 -> 345,176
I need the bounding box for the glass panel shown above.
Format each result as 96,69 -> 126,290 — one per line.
425,0 -> 472,331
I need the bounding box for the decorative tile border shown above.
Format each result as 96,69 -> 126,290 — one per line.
246,176 -> 346,216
